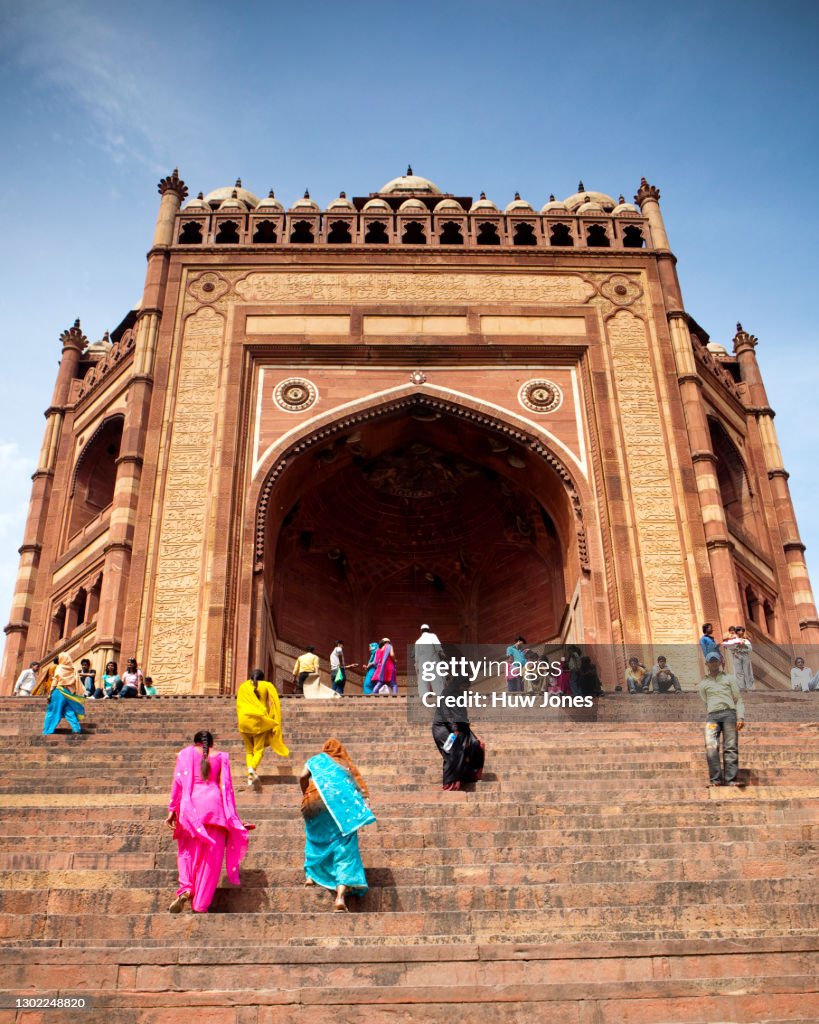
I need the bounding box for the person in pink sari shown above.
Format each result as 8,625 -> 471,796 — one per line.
371,638 -> 397,695
165,730 -> 249,913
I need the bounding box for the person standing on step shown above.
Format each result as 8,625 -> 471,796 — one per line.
166,730 -> 250,913
13,661 -> 39,696
698,652 -> 745,786
329,640 -> 348,695
362,641 -> 379,695
236,668 -> 290,787
300,738 -> 376,912
415,623 -> 446,698
729,625 -> 754,691
699,623 -> 721,666
371,638 -> 397,695
42,652 -> 85,735
292,645 -> 319,695
432,677 -> 485,791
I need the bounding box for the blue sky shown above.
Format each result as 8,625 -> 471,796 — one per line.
0,0 -> 817,628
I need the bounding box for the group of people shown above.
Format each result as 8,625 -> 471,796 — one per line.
167,666 -> 376,915
699,623 -> 754,690
11,651 -> 156,735
291,639 -> 398,696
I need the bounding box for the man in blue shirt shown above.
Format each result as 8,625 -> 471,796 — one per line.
699,623 -> 720,664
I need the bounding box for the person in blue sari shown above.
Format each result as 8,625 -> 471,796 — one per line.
43,652 -> 85,735
362,642 -> 378,694
299,738 -> 376,912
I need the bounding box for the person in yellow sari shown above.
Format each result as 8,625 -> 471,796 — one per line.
236,668 -> 290,786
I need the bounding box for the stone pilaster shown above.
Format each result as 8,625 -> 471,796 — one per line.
1,320 -> 87,689
733,324 -> 819,640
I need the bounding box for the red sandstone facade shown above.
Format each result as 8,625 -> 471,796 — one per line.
3,170 -> 817,693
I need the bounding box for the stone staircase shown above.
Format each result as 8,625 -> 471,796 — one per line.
0,693 -> 818,1023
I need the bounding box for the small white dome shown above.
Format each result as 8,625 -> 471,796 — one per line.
256,191 -> 284,212
612,201 -> 639,216
505,193 -> 534,213
563,187 -> 615,212
204,181 -> 259,209
541,196 -> 568,213
184,193 -> 209,211
327,192 -> 355,211
434,198 -> 463,213
707,342 -> 728,355
219,193 -> 245,211
380,168 -> 442,195
399,197 -> 427,212
577,199 -> 605,215
290,191 -> 320,212
363,197 -> 390,211
469,193 -> 498,213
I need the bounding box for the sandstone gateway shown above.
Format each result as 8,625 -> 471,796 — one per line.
3,170 -> 816,692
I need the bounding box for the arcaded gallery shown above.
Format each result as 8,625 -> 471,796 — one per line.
3,170 -> 816,693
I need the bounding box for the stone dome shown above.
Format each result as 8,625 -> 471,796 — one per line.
541,196 -> 568,214
707,342 -> 729,356
380,167 -> 442,195
256,190 -> 284,212
576,199 -> 605,215
183,194 -> 209,211
563,188 -> 616,212
327,192 -> 355,211
434,198 -> 463,213
469,193 -> 498,213
290,191 -> 320,212
504,193 -> 534,213
398,197 -> 427,212
204,181 -> 259,209
612,200 -> 639,216
219,193 -> 245,211
363,198 -> 391,211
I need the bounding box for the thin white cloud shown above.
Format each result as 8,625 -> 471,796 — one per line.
0,2 -> 166,172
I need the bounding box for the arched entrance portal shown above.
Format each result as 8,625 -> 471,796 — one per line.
252,397 -> 587,685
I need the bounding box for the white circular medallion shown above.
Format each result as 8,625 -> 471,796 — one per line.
518,379 -> 563,414
273,377 -> 318,413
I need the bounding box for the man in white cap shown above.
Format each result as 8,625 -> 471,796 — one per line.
698,651 -> 745,786
414,624 -> 446,698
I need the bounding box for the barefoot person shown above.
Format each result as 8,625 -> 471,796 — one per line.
300,738 -> 376,912
236,668 -> 290,787
165,730 -> 249,913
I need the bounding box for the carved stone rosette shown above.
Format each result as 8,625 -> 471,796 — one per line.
273,377 -> 318,413
518,379 -> 563,414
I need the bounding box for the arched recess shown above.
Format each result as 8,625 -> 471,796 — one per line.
239,392 -> 599,684
67,416 -> 124,543
708,418 -> 758,542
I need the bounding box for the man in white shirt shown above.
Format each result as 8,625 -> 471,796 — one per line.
791,657 -> 818,692
329,641 -> 346,695
414,624 -> 446,698
13,661 -> 39,696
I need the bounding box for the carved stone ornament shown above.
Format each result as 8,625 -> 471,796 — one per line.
274,377 -> 318,413
187,272 -> 230,304
599,273 -> 643,307
410,370 -> 427,385
518,379 -> 563,415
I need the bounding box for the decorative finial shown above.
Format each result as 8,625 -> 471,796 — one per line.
60,318 -> 88,350
102,330 -> 110,344
736,322 -> 743,333
339,190 -> 346,198
549,194 -> 555,202
480,191 -> 486,200
634,177 -> 661,206
231,189 -> 238,198
618,195 -> 625,204
578,180 -> 585,191
514,192 -> 521,200
157,168 -> 188,200
197,192 -> 204,200
304,188 -> 310,198
407,164 -> 413,176
268,189 -> 275,198
235,178 -> 242,188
